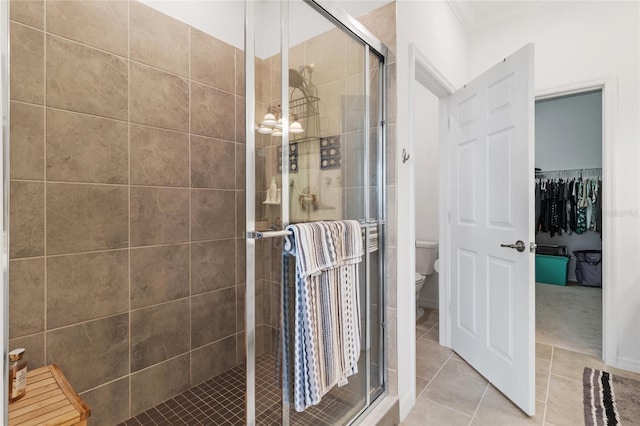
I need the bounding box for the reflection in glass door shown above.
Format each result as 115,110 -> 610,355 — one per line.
246,1 -> 387,424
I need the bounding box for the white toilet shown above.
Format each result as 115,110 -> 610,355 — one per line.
415,240 -> 438,321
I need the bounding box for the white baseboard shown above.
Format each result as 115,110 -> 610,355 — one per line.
419,297 -> 439,310
399,391 -> 415,421
616,356 -> 640,374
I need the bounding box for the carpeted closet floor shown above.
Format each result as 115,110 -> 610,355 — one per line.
536,282 -> 602,358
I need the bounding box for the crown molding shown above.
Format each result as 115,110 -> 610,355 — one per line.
447,1 -> 579,36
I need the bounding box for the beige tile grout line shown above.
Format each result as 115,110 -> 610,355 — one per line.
468,383 -> 490,426
416,353 -> 476,420
127,0 -> 132,419
542,345 -> 556,425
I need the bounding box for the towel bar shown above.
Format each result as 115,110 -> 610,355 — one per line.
247,221 -> 382,240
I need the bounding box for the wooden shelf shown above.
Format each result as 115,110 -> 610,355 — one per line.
9,365 -> 91,426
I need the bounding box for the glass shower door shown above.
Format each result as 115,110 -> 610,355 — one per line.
246,1 -> 387,424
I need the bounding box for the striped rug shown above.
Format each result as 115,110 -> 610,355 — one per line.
583,367 -> 640,425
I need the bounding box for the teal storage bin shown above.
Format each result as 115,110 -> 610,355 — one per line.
535,254 -> 570,285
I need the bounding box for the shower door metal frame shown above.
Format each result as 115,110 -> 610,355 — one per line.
245,1 -> 388,424
1,0 -> 10,423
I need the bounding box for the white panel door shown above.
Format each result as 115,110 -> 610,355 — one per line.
448,44 -> 535,415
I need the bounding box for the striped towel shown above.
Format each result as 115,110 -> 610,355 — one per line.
284,220 -> 363,412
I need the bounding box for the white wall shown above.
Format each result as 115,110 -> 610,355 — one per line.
140,1 -> 245,48
414,86 -> 439,242
414,85 -> 440,308
396,1 -> 468,418
142,1 -> 391,58
535,91 -> 602,170
468,1 -> 640,372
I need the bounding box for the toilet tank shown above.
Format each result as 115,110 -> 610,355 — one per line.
416,240 -> 438,276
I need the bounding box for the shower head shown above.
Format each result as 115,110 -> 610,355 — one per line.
289,68 -> 306,91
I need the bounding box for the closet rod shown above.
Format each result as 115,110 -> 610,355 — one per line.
534,167 -> 602,178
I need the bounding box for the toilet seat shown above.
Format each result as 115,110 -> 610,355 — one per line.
415,272 -> 425,284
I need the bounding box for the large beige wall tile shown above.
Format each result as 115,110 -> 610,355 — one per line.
236,282 -> 264,331
10,101 -> 44,180
130,186 -> 189,247
190,335 -> 236,385
10,0 -> 44,29
190,28 -> 235,92
47,250 -> 129,329
346,36 -> 365,77
190,189 -> 236,241
254,58 -> 264,104
131,244 -> 189,309
268,55 -> 281,102
369,63 -> 380,126
130,62 -> 189,132
236,96 -> 246,144
46,0 -> 128,57
236,238 -> 246,284
235,48 -> 245,97
344,74 -> 366,132
46,183 -> 128,254
9,333 -> 45,369
190,82 -> 235,141
130,125 -> 189,187
235,144 -> 245,190
235,96 -> 245,143
235,191 -> 245,239
344,187 -> 365,220
47,35 -> 127,120
236,284 -> 245,331
10,22 -> 44,104
316,79 -> 345,137
190,288 -> 236,348
47,313 -> 129,393
191,239 -> 236,295
387,124 -> 397,185
343,130 -> 366,188
356,3 -> 396,64
191,136 -> 235,189
305,29 -> 346,86
130,354 -> 190,416
130,299 -> 190,372
79,377 -> 129,426
386,64 -> 397,125
46,109 -> 128,184
9,258 -> 44,338
130,1 -> 189,77
10,181 -> 44,258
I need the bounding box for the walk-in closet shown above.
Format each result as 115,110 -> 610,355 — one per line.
534,90 -> 603,358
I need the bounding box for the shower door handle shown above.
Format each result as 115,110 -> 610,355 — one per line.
247,230 -> 292,239
500,240 -> 526,252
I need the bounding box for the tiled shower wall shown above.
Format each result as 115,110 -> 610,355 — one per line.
8,1 -> 247,424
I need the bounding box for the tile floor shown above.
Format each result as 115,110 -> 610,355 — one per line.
119,354 -> 359,426
402,308 -> 640,426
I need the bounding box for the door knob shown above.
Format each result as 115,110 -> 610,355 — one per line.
500,240 -> 526,252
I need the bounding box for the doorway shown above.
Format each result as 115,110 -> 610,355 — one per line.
534,90 -> 604,358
